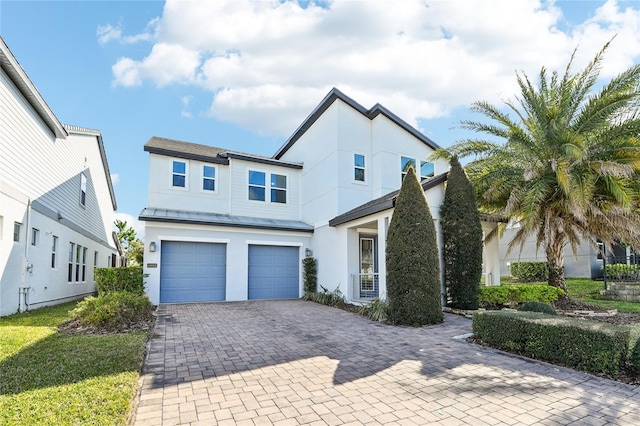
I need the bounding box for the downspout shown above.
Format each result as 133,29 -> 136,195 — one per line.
19,199 -> 33,312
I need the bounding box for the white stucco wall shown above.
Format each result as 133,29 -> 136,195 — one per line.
143,222 -> 312,305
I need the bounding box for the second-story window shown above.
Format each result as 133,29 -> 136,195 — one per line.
80,173 -> 87,206
401,156 -> 435,181
271,174 -> 287,204
172,160 -> 187,188
203,165 -> 216,191
13,222 -> 21,243
354,154 -> 365,182
420,160 -> 434,179
401,156 -> 416,181
31,228 -> 39,246
248,170 -> 266,201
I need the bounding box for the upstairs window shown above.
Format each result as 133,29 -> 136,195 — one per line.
172,161 -> 187,188
31,228 -> 39,246
248,170 -> 266,201
13,222 -> 21,243
271,174 -> 287,204
401,156 -> 416,181
203,165 -> 216,192
420,160 -> 434,179
80,173 -> 87,206
354,154 -> 365,182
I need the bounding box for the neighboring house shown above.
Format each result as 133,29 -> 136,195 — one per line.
499,228 -> 636,279
141,88 -> 502,305
0,37 -> 119,316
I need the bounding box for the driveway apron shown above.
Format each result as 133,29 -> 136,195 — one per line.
130,300 -> 640,425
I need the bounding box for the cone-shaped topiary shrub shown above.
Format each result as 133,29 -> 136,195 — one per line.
386,167 -> 443,325
441,156 -> 483,309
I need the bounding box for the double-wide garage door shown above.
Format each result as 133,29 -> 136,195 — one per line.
160,241 -> 226,303
160,242 -> 299,302
248,245 -> 299,300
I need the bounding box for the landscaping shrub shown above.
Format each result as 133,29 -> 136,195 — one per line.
95,267 -> 145,295
302,257 -> 317,293
365,298 -> 389,322
71,292 -> 153,329
386,167 -> 442,326
629,325 -> 640,375
510,262 -> 549,282
303,285 -> 345,307
479,284 -> 564,308
603,263 -> 640,281
517,301 -> 556,315
441,156 -> 483,310
473,311 -> 629,375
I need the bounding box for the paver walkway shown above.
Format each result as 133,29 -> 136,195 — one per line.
130,300 -> 640,425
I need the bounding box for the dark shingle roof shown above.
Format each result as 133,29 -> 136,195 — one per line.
328,173 -> 448,227
144,136 -> 303,169
273,87 -> 441,160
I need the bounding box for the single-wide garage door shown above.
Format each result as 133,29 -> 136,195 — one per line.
248,245 -> 299,300
160,241 -> 226,303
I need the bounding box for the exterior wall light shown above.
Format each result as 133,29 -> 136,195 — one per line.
305,248 -> 312,257
149,242 -> 156,252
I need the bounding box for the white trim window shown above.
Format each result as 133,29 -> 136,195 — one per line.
80,173 -> 87,206
248,170 -> 266,201
31,228 -> 39,246
271,174 -> 287,204
172,160 -> 187,188
13,222 -> 21,243
82,247 -> 87,282
354,153 -> 366,182
202,165 -> 217,192
68,243 -> 75,281
51,236 -> 58,269
401,156 -> 434,181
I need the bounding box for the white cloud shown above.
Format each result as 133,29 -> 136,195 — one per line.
110,173 -> 120,185
97,23 -> 122,45
110,0 -> 640,136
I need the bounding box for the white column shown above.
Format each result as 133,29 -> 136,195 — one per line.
377,216 -> 387,300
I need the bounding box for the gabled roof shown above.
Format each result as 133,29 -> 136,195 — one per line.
139,207 -> 314,233
0,36 -> 67,139
145,136 -> 303,169
328,172 -> 449,227
64,125 -> 118,210
273,87 -> 441,159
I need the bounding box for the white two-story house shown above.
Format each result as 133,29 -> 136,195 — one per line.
141,88 -> 501,305
0,37 -> 120,316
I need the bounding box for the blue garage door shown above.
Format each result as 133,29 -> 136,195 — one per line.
248,245 -> 299,300
160,241 -> 226,303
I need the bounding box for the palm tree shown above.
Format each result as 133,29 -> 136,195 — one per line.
431,40 -> 640,294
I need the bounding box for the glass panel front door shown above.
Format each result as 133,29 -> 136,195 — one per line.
360,238 -> 374,291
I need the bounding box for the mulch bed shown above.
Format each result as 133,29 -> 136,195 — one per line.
57,310 -> 157,336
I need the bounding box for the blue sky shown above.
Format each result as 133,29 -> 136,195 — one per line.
1,0 -> 639,238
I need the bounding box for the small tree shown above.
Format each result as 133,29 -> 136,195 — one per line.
386,167 -> 443,325
115,220 -> 144,266
441,156 -> 483,309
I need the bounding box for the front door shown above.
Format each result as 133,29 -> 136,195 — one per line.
359,236 -> 378,298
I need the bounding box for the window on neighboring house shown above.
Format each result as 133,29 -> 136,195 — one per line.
0,215 -> 4,239
13,222 -> 21,242
203,165 -> 216,191
420,161 -> 434,179
401,156 -> 416,181
354,154 -> 365,182
94,251 -> 98,268
31,228 -> 39,246
51,236 -> 58,268
82,247 -> 87,281
271,174 -> 287,204
68,243 -> 75,281
80,173 -> 87,206
248,170 -> 266,201
75,244 -> 82,282
172,160 -> 187,188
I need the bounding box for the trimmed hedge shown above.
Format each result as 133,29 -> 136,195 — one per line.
603,263 -> 639,281
510,261 -> 549,282
95,267 -> 145,295
302,257 -> 317,293
473,311 -> 630,375
71,291 -> 153,329
479,284 -> 564,307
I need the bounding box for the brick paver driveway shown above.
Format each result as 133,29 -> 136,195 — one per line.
130,300 -> 640,425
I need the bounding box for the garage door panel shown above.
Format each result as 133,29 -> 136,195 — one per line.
248,245 -> 299,300
160,241 -> 226,303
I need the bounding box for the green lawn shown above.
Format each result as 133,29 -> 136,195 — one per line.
0,302 -> 148,426
501,276 -> 640,313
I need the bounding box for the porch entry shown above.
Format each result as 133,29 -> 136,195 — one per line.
353,235 -> 379,301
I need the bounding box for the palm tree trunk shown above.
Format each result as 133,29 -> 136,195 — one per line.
546,241 -> 568,297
